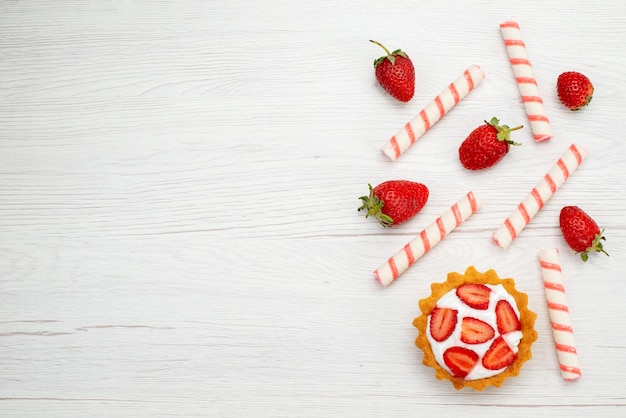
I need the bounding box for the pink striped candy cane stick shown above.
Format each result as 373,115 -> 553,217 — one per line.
374,191 -> 481,287
538,249 -> 582,381
500,21 -> 552,141
492,144 -> 587,249
381,65 -> 485,161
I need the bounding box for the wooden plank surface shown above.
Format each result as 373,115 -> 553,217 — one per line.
1,1 -> 626,416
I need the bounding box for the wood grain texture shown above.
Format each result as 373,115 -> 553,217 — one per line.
1,0 -> 626,417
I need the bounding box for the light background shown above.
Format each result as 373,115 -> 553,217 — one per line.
2,1 -> 625,416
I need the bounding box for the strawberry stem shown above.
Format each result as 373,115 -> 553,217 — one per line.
369,39 -> 391,56
580,229 -> 609,262
486,117 -> 523,146
370,40 -> 407,67
358,184 -> 394,227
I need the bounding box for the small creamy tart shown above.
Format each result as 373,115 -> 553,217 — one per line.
413,266 -> 538,391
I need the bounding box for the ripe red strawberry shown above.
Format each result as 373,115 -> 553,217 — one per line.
458,117 -> 522,170
358,180 -> 429,227
460,317 -> 495,344
557,71 -> 594,110
370,40 -> 415,102
456,283 -> 491,310
429,307 -> 458,342
495,300 -> 521,334
559,206 -> 608,262
443,346 -> 479,378
482,336 -> 516,370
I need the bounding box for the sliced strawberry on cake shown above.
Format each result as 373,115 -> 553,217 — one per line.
496,300 -> 521,334
482,336 -> 517,370
456,283 -> 491,310
429,307 -> 458,342
443,347 -> 479,378
460,317 -> 495,344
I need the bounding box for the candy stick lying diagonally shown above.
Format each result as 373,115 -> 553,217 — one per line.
374,191 -> 481,287
500,21 -> 552,142
538,249 -> 582,381
492,143 -> 587,249
381,65 -> 485,161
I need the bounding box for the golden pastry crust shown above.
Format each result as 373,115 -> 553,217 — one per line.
413,266 -> 538,391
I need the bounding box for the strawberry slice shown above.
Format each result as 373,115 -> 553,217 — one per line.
443,346 -> 479,378
429,307 -> 458,342
456,283 -> 491,310
495,300 -> 521,334
460,317 -> 495,344
482,336 -> 517,370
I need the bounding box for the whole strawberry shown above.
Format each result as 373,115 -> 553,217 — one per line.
458,117 -> 522,170
559,206 -> 608,262
370,40 -> 415,102
358,180 -> 428,227
557,71 -> 594,110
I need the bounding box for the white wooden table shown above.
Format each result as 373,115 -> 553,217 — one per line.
2,1 -> 626,416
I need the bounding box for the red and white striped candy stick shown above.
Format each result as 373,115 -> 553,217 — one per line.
374,191 -> 481,287
538,248 -> 582,381
492,144 -> 587,249
500,21 -> 552,142
381,65 -> 485,161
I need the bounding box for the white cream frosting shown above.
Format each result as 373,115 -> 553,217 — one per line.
426,284 -> 523,380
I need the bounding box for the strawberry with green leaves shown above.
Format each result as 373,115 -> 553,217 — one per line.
557,71 -> 594,110
370,40 -> 415,102
458,117 -> 523,170
559,206 -> 608,262
358,180 -> 429,227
